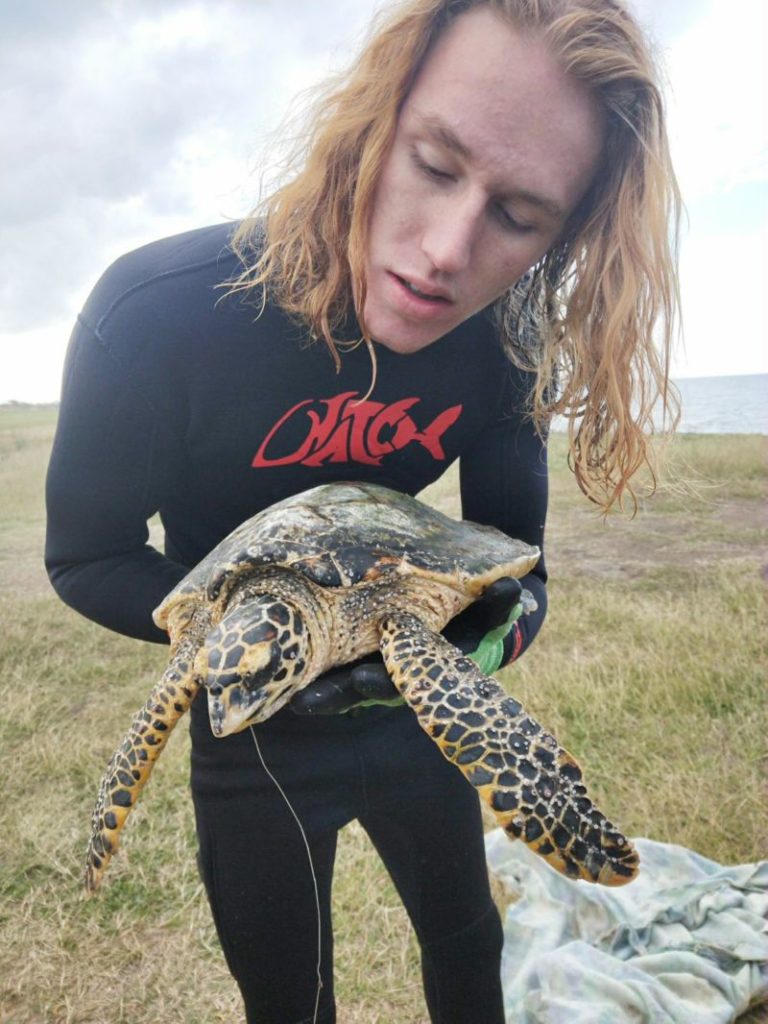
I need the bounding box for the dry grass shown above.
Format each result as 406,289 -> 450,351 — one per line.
0,406 -> 765,1022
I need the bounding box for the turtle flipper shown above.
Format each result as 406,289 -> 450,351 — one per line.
84,643 -> 200,893
379,612 -> 639,887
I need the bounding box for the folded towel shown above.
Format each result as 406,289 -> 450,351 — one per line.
485,831 -> 768,1023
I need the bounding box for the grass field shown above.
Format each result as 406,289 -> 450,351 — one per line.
0,405 -> 765,1023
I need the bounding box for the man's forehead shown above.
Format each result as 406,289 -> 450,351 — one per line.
399,7 -> 604,221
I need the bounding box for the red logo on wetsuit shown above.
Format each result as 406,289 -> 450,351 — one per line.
252,391 -> 463,467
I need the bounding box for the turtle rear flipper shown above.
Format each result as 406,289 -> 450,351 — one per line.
84,648 -> 200,893
379,612 -> 639,887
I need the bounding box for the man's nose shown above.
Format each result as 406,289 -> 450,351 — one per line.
420,192 -> 483,274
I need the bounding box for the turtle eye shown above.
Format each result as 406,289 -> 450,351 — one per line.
201,636 -> 283,694
237,640 -> 283,692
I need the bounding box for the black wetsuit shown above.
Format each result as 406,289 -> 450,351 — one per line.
46,222 -> 549,1024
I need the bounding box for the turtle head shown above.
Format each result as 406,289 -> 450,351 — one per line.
194,593 -> 313,736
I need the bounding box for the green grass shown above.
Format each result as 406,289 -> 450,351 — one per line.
1,406 -> 766,1022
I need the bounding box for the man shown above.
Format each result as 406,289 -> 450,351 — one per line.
47,3 -> 679,1020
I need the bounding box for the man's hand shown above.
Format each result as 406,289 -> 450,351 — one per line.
289,577 -> 525,715
442,576 -> 522,654
443,576 -> 527,674
289,657 -> 401,715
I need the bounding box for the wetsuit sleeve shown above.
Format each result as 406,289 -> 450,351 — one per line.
45,317 -> 187,644
459,386 -> 548,666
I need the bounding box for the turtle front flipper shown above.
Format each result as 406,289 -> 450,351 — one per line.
84,641 -> 201,893
379,612 -> 639,887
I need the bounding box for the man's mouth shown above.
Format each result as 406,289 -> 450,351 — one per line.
394,274 -> 451,303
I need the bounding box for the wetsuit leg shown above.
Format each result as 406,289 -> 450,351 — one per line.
190,702 -> 503,1023
356,707 -> 505,1024
189,704 -> 373,1024
193,779 -> 338,1024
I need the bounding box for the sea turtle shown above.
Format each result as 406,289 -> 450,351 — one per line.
84,482 -> 638,892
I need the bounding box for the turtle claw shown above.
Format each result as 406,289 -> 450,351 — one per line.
379,612 -> 639,887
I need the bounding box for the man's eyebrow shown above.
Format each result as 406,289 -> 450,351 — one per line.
416,114 -> 567,223
418,114 -> 473,161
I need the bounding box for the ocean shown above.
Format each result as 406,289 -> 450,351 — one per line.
673,374 -> 767,435
552,374 -> 767,435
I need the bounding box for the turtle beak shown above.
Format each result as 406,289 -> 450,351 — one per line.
196,640 -> 282,737
207,683 -> 271,736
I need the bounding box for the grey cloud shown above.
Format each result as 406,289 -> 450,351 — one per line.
1,0 -> 379,332
0,0 -> 189,46
628,0 -> 709,43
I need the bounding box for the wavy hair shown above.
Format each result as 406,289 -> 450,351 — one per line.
227,0 -> 681,511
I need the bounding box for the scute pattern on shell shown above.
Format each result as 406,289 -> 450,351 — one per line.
154,482 -> 539,628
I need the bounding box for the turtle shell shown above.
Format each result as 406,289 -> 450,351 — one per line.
154,482 -> 539,629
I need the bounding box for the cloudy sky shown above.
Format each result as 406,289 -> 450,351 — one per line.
1,0 -> 765,403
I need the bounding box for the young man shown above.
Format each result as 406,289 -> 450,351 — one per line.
47,3 -> 680,1021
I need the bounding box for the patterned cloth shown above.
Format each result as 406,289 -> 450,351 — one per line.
485,831 -> 768,1023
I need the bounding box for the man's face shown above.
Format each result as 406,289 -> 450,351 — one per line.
362,7 -> 605,353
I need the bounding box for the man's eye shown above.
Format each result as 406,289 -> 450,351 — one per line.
412,148 -> 455,182
495,203 -> 534,234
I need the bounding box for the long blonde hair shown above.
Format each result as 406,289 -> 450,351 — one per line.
228,0 -> 681,511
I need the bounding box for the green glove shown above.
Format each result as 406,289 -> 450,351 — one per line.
464,590 -> 537,673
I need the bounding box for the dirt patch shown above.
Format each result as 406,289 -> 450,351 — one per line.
545,496 -> 766,581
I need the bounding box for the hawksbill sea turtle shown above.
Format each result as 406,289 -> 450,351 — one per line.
84,482 -> 638,892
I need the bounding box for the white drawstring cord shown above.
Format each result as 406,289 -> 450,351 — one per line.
249,725 -> 323,1024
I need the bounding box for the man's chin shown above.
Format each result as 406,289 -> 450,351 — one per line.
369,318 -> 455,354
